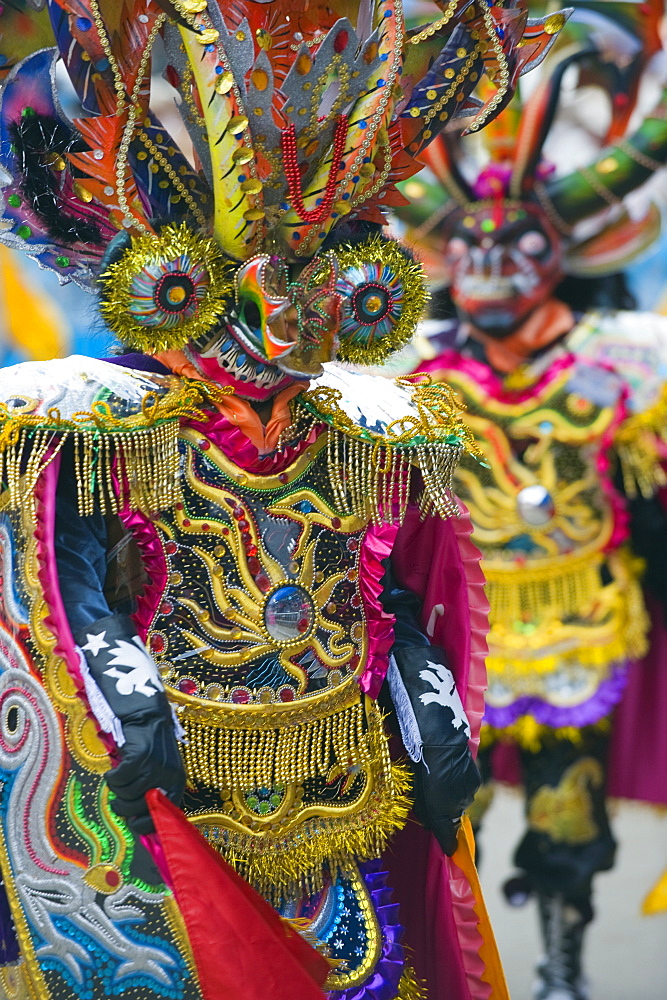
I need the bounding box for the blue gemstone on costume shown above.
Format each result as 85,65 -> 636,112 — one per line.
76,16 -> 92,30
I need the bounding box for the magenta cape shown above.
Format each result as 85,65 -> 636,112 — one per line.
387,505 -> 500,1000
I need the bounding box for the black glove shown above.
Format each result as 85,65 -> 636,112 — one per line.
75,614 -> 186,834
388,645 -> 480,855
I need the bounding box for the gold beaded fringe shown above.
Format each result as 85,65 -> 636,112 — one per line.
0,378 -> 230,515
181,698 -> 369,790
190,702 -> 413,899
325,428 -> 462,523
0,422 -> 182,515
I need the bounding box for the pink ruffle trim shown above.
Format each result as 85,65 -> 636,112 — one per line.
34,457 -> 117,758
358,521 -> 401,699
119,506 -> 168,642
448,503 -> 489,756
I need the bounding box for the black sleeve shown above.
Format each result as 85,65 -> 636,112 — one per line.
380,559 -> 481,855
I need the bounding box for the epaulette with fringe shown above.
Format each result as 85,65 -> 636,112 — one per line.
0,358 -> 475,524
298,366 -> 478,521
0,356 -> 229,515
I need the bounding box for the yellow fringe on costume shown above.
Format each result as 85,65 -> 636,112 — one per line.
643,868 -> 667,915
481,716 -> 610,754
615,383 -> 667,499
483,550 -> 607,627
396,965 -> 427,1000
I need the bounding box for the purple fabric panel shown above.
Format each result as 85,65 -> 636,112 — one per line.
328,861 -> 404,1000
484,663 -> 630,731
102,353 -> 171,374
608,598 -> 667,804
0,881 -> 19,964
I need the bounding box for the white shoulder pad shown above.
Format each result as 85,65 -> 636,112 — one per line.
0,356 -> 175,423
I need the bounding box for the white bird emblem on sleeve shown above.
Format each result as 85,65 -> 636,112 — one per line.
418,661 -> 470,736
103,637 -> 164,698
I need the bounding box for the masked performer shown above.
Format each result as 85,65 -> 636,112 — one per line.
0,1 -> 569,998
399,28 -> 667,999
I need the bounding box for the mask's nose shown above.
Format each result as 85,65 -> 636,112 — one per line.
274,254 -> 343,378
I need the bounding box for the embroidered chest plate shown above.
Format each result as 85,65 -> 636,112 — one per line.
447,361 -> 621,569
150,426 -> 368,701
143,426 -> 409,910
440,358 -> 647,704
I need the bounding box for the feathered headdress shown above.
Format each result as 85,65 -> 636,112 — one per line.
399,0 -> 667,277
0,0 -> 568,289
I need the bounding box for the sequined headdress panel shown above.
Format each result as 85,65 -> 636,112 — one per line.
0,0 -> 568,286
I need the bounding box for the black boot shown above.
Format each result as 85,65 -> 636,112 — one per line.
533,892 -> 590,1000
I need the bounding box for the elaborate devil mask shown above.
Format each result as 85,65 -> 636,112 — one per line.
444,200 -> 564,338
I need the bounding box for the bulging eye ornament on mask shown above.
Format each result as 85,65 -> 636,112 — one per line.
99,224 -> 428,390
444,203 -> 564,338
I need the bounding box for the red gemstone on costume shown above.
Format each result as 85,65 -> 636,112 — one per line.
160,602 -> 173,616
233,506 -> 245,519
165,541 -> 177,555
238,519 -> 249,530
257,574 -> 271,592
331,517 -> 341,529
150,634 -> 166,655
182,519 -> 191,527
248,557 -> 261,574
231,688 -> 251,704
175,502 -> 184,511
278,686 -> 296,702
105,870 -> 121,888
347,538 -> 358,551
202,523 -> 210,531
178,678 -> 198,695
351,595 -> 361,608
334,29 -> 348,52
279,473 -> 289,483
245,544 -> 258,557
199,439 -> 211,450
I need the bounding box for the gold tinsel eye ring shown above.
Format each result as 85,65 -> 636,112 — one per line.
99,223 -> 235,353
333,235 -> 429,365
